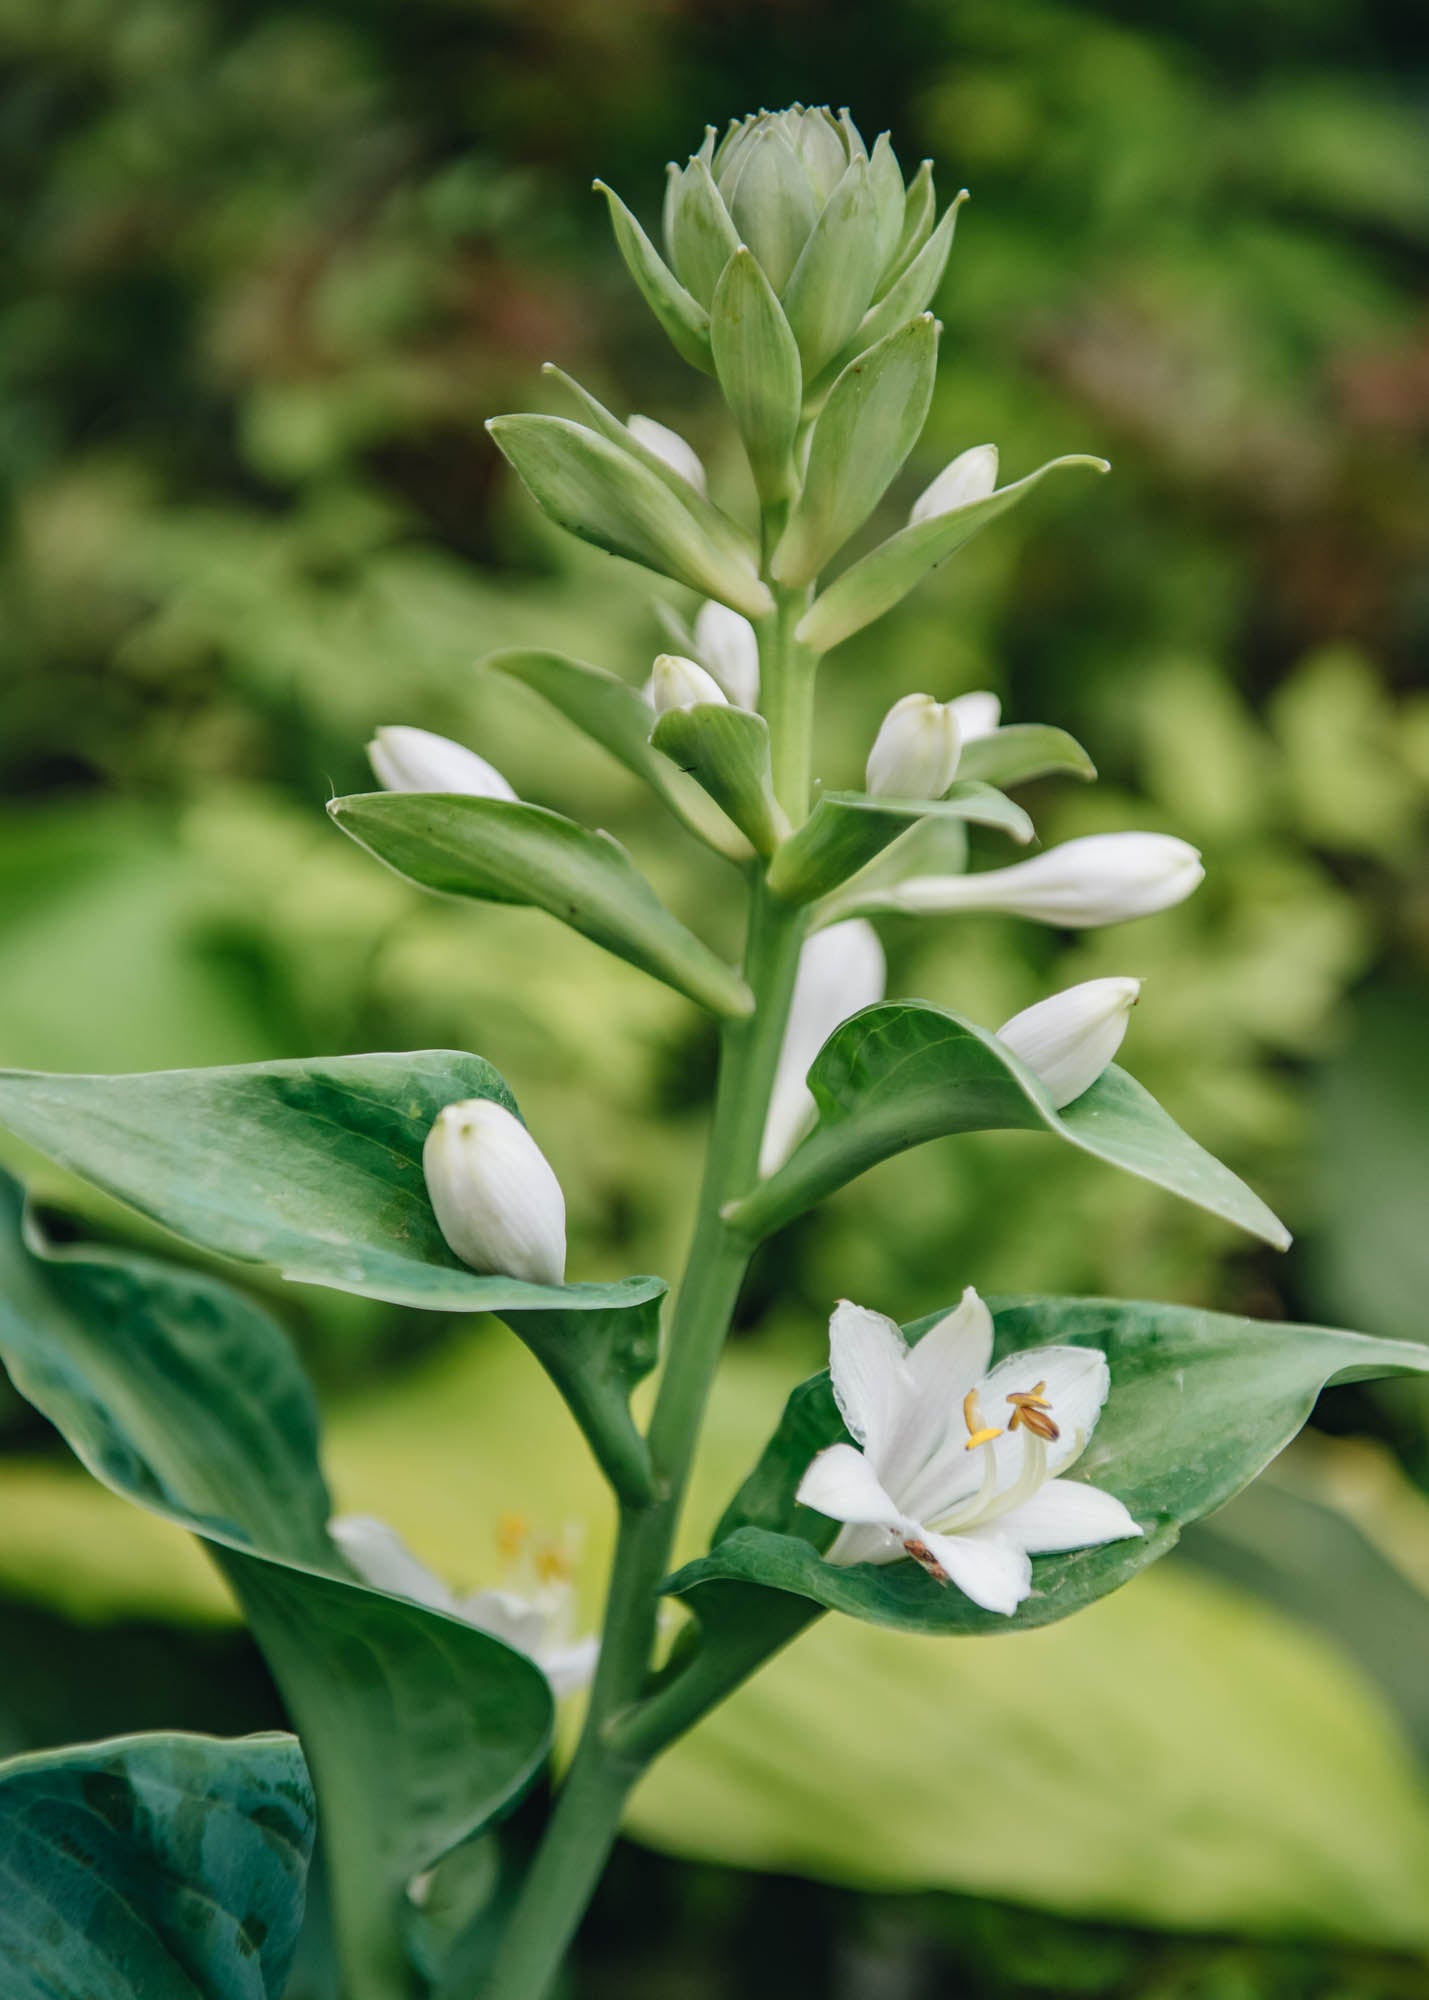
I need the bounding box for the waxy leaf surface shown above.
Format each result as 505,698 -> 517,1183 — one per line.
651,702 -> 786,856
767,784 -> 1032,904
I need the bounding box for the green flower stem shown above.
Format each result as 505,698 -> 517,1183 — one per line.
761,585 -> 817,821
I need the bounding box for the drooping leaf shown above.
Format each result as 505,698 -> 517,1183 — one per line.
797,455 -> 1110,652
0,1174 -> 555,2000
0,1729 -> 315,2000
766,784 -> 1033,905
650,702 -> 787,856
329,791 -> 753,1018
709,248 -> 802,504
483,646 -> 749,860
726,1001 -> 1290,1248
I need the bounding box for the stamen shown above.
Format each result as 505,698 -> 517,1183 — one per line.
534,1541 -> 573,1585
903,1536 -> 950,1585
962,1387 -> 1004,1452
496,1512 -> 530,1560
1006,1381 -> 1060,1442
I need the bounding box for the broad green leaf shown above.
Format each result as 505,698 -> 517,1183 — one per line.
650,702 -> 787,856
779,158 -> 881,378
485,414 -> 771,619
726,1001 -> 1290,1248
483,646 -> 749,860
329,791 -> 753,1018
766,784 -> 1033,905
0,1175 -> 554,2000
812,191 -> 967,395
0,1729 -> 315,1999
0,1063 -> 663,1492
594,180 -> 714,373
956,723 -> 1097,789
797,455 -> 1110,652
709,248 -> 802,504
771,314 -> 939,588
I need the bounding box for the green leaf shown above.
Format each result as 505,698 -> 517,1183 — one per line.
663,157 -> 741,309
329,791 -> 753,1019
771,314 -> 939,589
956,723 -> 1098,789
0,1729 -> 315,1999
818,193 -> 966,388
797,454 -> 1110,652
709,248 -> 802,505
725,1000 -> 1291,1247
485,414 -> 771,619
666,1294 -> 1429,1646
0,1173 -> 554,2000
766,784 -> 1033,905
483,646 -> 749,861
650,702 -> 787,857
779,158 -> 882,377
594,180 -> 714,372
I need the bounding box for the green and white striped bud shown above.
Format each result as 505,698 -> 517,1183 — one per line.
865,693 -> 962,799
997,976 -> 1142,1107
423,1100 -> 566,1285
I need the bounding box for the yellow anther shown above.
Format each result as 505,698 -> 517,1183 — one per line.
1006,1381 -> 1059,1441
533,1541 -> 572,1585
496,1512 -> 531,1559
962,1388 -> 1004,1452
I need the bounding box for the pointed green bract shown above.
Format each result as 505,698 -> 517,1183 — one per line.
710,248 -> 802,504
650,702 -> 787,857
772,314 -> 939,588
724,124 -> 818,293
487,414 -> 771,619
817,193 -> 966,391
595,180 -> 713,372
484,646 -> 749,859
724,1000 -> 1291,1248
0,1730 -> 315,2000
766,784 -> 1033,905
330,791 -> 752,1018
798,454 -> 1110,651
665,156 -> 742,308
779,158 -> 883,377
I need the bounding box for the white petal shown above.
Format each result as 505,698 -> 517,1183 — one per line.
888,1288 -> 999,1512
423,1100 -> 567,1284
797,1442 -> 908,1531
455,1586 -> 553,1655
540,1635 -> 600,1696
920,1527 -> 1032,1615
997,977 -> 1142,1108
891,833 -> 1205,927
864,693 -> 962,799
827,1301 -> 916,1462
906,1286 -> 995,1401
997,1478 -> 1143,1555
650,652 -> 728,713
628,414 -> 707,494
330,1515 -> 456,1614
980,1344 -> 1112,1484
759,921 -> 885,1175
909,444 -> 1000,525
947,691 -> 1001,741
368,726 -> 517,801
693,599 -> 760,708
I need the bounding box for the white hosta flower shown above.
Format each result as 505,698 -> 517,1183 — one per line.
865,693 -> 963,799
331,1514 -> 597,1695
910,444 -> 1000,525
693,599 -> 760,709
627,414 -> 707,495
649,652 -> 729,714
998,976 -> 1142,1108
760,920 -> 886,1176
797,1291 -> 1141,1615
423,1100 -> 566,1285
368,726 -> 517,801
948,690 -> 1001,741
890,832 -> 1204,927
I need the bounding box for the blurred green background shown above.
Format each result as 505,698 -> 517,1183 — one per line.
2,0 -> 1428,1993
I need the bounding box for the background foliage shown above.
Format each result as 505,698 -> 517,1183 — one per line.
1,0 -> 1426,1993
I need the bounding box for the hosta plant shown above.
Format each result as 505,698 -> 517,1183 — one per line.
3,104 -> 1427,2000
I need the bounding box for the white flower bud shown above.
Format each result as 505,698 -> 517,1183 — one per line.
423,1100 -> 566,1285
368,726 -> 517,801
650,653 -> 729,714
693,599 -> 760,709
865,693 -> 962,799
997,976 -> 1142,1108
892,832 -> 1204,927
627,415 -> 707,494
948,690 -> 1001,741
910,444 -> 999,525
760,920 -> 886,1175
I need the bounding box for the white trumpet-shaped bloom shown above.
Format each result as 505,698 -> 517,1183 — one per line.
423,1099 -> 566,1284
797,1291 -> 1141,1615
865,693 -> 963,800
693,599 -> 760,709
948,690 -> 1001,741
910,444 -> 1000,525
330,1514 -> 597,1694
759,920 -> 886,1176
650,652 -> 729,714
889,832 -> 1204,928
998,976 -> 1142,1108
628,414 -> 707,495
368,726 -> 517,801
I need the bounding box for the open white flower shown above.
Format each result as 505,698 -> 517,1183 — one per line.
693,599 -> 760,709
368,726 -> 516,801
997,976 -> 1142,1108
627,414 -> 707,494
797,1290 -> 1141,1615
759,920 -> 886,1176
910,444 -> 1000,525
889,832 -> 1204,927
330,1514 -> 598,1695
